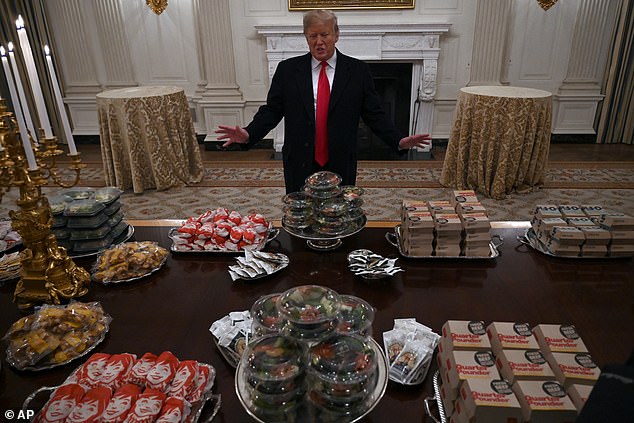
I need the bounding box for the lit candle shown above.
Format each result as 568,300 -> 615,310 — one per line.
44,45 -> 76,155
16,15 -> 52,139
0,46 -> 38,170
7,42 -> 38,144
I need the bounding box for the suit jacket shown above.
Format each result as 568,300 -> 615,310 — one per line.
246,50 -> 405,193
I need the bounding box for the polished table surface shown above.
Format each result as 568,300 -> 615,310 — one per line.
1,223 -> 633,421
440,86 -> 553,200
96,86 -> 204,193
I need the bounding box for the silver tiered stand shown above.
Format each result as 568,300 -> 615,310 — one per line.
282,216 -> 367,251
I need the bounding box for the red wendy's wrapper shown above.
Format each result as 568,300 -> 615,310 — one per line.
124,352 -> 157,387
98,383 -> 141,423
98,353 -> 136,390
155,397 -> 191,423
65,386 -> 112,423
124,388 -> 166,423
146,351 -> 179,391
228,211 -> 242,225
167,360 -> 198,399
195,210 -> 213,223
187,363 -> 215,403
34,383 -> 86,423
177,221 -> 199,235
229,226 -> 244,243
212,208 -> 229,223
68,353 -> 112,389
197,222 -> 214,238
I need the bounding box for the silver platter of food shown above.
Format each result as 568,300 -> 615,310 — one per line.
282,215 -> 367,251
386,225 -> 502,259
519,228 -> 634,259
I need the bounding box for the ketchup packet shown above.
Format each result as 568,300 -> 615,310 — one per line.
167,360 -> 198,399
124,388 -> 166,423
155,397 -> 191,423
34,383 -> 86,423
66,386 -> 112,423
146,351 -> 179,392
98,383 -> 141,423
124,352 -> 157,387
98,353 -> 137,390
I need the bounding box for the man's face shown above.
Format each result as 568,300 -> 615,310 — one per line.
305,21 -> 339,62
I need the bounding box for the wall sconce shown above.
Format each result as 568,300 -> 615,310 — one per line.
147,0 -> 168,15
537,0 -> 559,11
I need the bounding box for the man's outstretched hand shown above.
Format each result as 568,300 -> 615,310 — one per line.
398,134 -> 432,150
215,125 -> 250,148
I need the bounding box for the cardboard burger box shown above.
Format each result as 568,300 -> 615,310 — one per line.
443,349 -> 500,391
565,216 -> 595,227
435,213 -> 463,233
599,212 -> 634,230
486,322 -> 539,353
608,243 -> 634,257
441,320 -> 492,352
609,229 -> 634,244
460,212 -> 491,232
496,349 -> 556,384
579,226 -> 611,245
512,380 -> 577,423
566,383 -> 594,412
580,244 -> 608,258
533,324 -> 588,354
545,352 -> 601,388
429,200 -> 456,216
534,205 -> 563,219
558,205 -> 586,218
451,190 -> 479,207
580,204 -> 606,218
401,199 -> 428,221
534,218 -> 567,243
456,201 -> 488,216
549,226 -> 585,245
440,376 -> 456,416
459,377 -> 524,423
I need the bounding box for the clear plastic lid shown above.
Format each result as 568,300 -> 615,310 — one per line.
282,192 -> 313,208
317,198 -> 349,217
251,293 -> 286,334
277,285 -> 340,325
335,295 -> 375,337
305,171 -> 342,190
59,188 -> 95,201
303,185 -> 342,200
341,186 -> 365,208
63,199 -> 106,217
110,221 -> 129,240
72,235 -> 113,253
69,222 -> 112,241
308,334 -> 376,383
94,187 -> 123,205
66,212 -> 110,229
48,195 -> 73,215
244,334 -> 306,381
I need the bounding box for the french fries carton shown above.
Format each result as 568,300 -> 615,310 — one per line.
459,377 -> 523,423
496,349 -> 556,384
456,202 -> 488,216
579,226 -> 611,245
545,352 -> 601,388
533,324 -> 588,354
599,212 -> 634,230
512,380 -> 577,423
486,322 -> 539,353
451,190 -> 479,207
580,205 -> 606,218
558,205 -> 586,218
441,320 -> 491,352
443,349 -> 500,391
566,383 -> 594,412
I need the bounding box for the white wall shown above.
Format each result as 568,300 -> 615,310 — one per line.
43,0 -> 619,139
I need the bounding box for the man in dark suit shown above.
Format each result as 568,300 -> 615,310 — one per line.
216,9 -> 431,193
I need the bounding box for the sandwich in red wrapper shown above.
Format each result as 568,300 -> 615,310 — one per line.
124,352 -> 157,387
188,363 -> 215,403
124,388 -> 166,423
167,360 -> 198,399
146,351 -> 180,391
69,353 -> 112,389
155,397 -> 191,423
34,383 -> 86,423
65,386 -> 112,423
98,383 -> 141,423
98,353 -> 137,390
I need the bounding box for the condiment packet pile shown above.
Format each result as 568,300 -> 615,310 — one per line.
228,250 -> 289,281
0,252 -> 21,284
209,311 -> 252,367
383,318 -> 440,384
347,249 -> 404,278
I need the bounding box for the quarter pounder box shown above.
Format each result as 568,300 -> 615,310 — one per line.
459,377 -> 523,423
456,202 -> 488,216
451,190 -> 479,207
443,349 -> 500,391
496,349 -> 556,384
567,383 -> 593,412
512,380 -> 577,423
441,320 -> 492,352
545,352 -> 601,388
533,324 -> 588,354
487,322 -> 539,353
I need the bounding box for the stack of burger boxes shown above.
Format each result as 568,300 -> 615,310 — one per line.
401,200 -> 434,256
430,199 -> 463,257
452,191 -> 492,257
530,205 -> 634,258
599,212 -> 634,257
437,320 -> 599,422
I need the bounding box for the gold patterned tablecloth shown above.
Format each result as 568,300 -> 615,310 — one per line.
440,86 -> 552,199
96,86 -> 204,193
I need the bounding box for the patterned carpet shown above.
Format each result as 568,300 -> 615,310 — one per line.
1,161 -> 633,222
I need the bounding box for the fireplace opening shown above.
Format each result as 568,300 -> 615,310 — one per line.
357,62 -> 412,160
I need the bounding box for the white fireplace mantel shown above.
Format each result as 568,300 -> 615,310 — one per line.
255,23 -> 451,152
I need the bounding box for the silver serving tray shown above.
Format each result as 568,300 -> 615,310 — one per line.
22,369 -> 221,423
232,255 -> 290,282
235,337 -> 388,423
282,215 -> 367,241
91,253 -> 168,285
518,228 -> 634,259
423,371 -> 447,423
169,226 -> 279,254
68,224 -> 135,259
386,225 -> 502,259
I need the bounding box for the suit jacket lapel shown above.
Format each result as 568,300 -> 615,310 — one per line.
329,50 -> 351,112
294,53 -> 315,123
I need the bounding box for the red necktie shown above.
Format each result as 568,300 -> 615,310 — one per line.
315,61 -> 330,166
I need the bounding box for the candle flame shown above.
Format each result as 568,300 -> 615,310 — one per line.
16,15 -> 24,30
44,45 -> 50,56
7,42 -> 14,52
0,46 -> 5,57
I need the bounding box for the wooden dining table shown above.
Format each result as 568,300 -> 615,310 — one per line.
1,221 -> 632,422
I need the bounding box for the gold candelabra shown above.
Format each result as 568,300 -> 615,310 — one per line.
0,99 -> 90,309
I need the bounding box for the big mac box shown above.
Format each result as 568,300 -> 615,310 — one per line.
451,190 -> 479,207
496,349 -> 556,384
401,199 -> 428,218
532,324 -> 588,354
534,218 -> 567,243
599,212 -> 634,230
429,200 -> 456,216
534,204 -> 563,218
443,350 -> 500,392
580,205 -> 606,218
458,377 -> 523,423
565,217 -> 595,227
545,352 -> 601,388
456,202 -> 488,216
486,322 -> 539,353
513,380 -> 577,423
441,320 -> 491,352
434,213 -> 463,233
579,226 -> 611,245
460,212 -> 491,233
566,383 -> 594,412
558,205 -> 586,218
